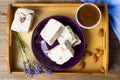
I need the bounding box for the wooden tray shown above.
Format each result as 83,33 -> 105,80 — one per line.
7,3 -> 109,75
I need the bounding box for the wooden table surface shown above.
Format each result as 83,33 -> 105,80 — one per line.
0,0 -> 120,80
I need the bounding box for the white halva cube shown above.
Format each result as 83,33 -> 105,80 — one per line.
40,19 -> 64,45
58,25 -> 81,47
11,8 -> 34,32
73,34 -> 81,46
48,40 -> 74,65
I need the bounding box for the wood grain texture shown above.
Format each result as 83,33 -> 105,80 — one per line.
0,0 -> 120,80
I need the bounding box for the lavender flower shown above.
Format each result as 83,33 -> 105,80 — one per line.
26,67 -> 34,77
23,60 -> 34,78
15,32 -> 52,77
33,61 -> 42,75
23,61 -> 28,74
42,67 -> 52,75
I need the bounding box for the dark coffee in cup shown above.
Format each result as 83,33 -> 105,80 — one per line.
76,3 -> 101,29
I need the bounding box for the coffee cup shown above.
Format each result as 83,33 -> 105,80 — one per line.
76,3 -> 101,29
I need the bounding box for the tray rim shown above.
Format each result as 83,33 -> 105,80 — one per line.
7,3 -> 109,75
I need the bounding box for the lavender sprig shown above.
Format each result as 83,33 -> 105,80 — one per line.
33,61 -> 42,75
25,60 -> 34,77
42,67 -> 52,75
23,60 -> 34,77
14,32 -> 52,77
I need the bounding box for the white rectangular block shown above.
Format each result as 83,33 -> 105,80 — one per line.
73,34 -> 81,47
48,40 -> 74,65
58,25 -> 81,47
11,8 -> 34,32
40,19 -> 64,45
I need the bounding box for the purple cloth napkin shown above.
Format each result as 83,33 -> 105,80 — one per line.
81,0 -> 120,42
